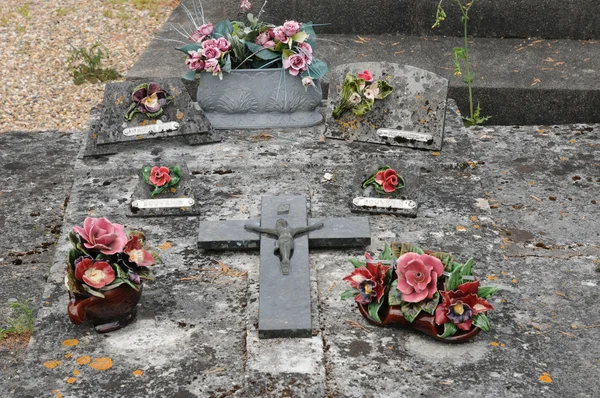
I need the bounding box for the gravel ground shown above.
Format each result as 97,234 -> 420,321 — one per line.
0,0 -> 180,133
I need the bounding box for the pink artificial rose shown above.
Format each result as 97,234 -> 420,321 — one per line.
240,0 -> 252,11
296,42 -> 313,63
358,70 -> 374,82
375,168 -> 399,192
73,217 -> 127,255
188,31 -> 206,43
263,40 -> 276,49
198,23 -> 214,37
211,63 -> 222,76
255,31 -> 270,46
202,38 -> 219,49
396,253 -> 444,303
202,46 -> 221,60
149,166 -> 171,187
283,20 -> 300,36
204,58 -> 218,72
185,51 -> 205,71
283,54 -> 306,76
74,258 -> 116,289
216,38 -> 231,52
273,26 -> 288,43
302,76 -> 314,87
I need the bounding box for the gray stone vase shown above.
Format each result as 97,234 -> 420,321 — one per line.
196,68 -> 323,129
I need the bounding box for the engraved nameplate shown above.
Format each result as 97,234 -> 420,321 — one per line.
131,198 -> 194,209
123,121 -> 180,137
353,197 -> 417,210
377,129 -> 433,142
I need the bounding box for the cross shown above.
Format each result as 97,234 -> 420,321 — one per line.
198,195 -> 371,338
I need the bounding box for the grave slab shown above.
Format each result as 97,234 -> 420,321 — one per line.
325,62 -> 448,150
83,78 -> 220,157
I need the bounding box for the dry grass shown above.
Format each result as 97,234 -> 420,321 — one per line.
0,0 -> 180,133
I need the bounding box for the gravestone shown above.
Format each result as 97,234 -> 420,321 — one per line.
198,195 -> 371,338
325,62 -> 448,150
351,163 -> 421,217
127,162 -> 201,217
83,78 -> 220,157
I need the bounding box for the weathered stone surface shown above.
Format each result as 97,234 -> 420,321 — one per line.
84,78 -> 219,157
325,62 -> 447,150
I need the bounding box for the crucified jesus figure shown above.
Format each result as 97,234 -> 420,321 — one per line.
244,219 -> 324,275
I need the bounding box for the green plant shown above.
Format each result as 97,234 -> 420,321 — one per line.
433,0 -> 490,126
16,3 -> 30,18
0,299 -> 35,339
56,7 -> 71,17
67,42 -> 122,85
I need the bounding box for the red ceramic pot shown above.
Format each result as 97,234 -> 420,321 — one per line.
357,302 -> 481,343
68,284 -> 142,333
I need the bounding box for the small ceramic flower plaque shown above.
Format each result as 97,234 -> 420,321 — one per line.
127,162 -> 201,218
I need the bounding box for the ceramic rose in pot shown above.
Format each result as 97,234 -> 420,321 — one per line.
342,243 -> 501,342
65,217 -> 156,333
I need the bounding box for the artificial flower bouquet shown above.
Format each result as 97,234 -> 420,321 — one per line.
142,165 -> 182,197
177,0 -> 328,84
332,70 -> 393,119
125,82 -> 173,121
342,243 -> 500,342
362,166 -> 405,195
66,217 -> 156,332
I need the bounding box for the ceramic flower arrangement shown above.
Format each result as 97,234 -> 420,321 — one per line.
176,1 -> 328,83
65,217 -> 156,332
332,70 -> 393,119
362,166 -> 405,194
125,82 -> 173,121
142,165 -> 182,197
342,243 -> 500,342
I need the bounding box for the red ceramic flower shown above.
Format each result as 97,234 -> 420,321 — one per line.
357,70 -> 374,82
375,168 -> 399,193
343,259 -> 390,304
434,281 -> 494,331
123,235 -> 154,267
396,252 -> 444,303
74,257 -> 116,289
72,217 -> 127,255
149,166 -> 171,187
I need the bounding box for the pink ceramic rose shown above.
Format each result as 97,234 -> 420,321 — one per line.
73,217 -> 127,255
149,166 -> 171,187
396,252 -> 444,302
74,258 -> 116,289
358,70 -> 374,82
375,168 -> 399,193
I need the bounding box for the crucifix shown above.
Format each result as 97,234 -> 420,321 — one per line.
198,195 -> 371,338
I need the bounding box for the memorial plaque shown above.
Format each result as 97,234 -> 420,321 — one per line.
351,163 -> 420,217
83,78 -> 220,157
127,162 -> 201,218
325,62 -> 448,150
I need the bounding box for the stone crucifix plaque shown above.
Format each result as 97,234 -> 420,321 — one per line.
198,195 -> 371,338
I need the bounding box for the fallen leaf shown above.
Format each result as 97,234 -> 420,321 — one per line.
249,133 -> 273,141
66,377 -> 76,384
539,372 -> 552,383
554,291 -> 566,297
204,367 -> 226,375
180,276 -> 202,281
239,204 -> 246,214
346,320 -> 368,331
394,50 -> 406,54
62,339 -> 79,347
157,241 -> 172,250
327,282 -> 335,292
530,78 -> 541,87
531,195 -> 542,202
487,275 -> 498,281
132,369 -> 144,377
76,355 -> 91,365
43,360 -> 62,369
218,261 -> 247,277
432,151 -> 441,157
90,357 -> 113,371
559,331 -> 577,338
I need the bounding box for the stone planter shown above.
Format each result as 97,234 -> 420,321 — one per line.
196,68 -> 323,129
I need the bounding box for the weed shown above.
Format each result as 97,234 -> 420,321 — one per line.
0,299 -> 35,339
433,0 -> 490,126
0,15 -> 9,27
16,24 -> 26,33
16,3 -> 30,18
67,42 -> 122,85
103,10 -> 114,18
56,7 -> 71,17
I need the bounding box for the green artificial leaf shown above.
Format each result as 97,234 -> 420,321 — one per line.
82,284 -> 105,298
341,288 -> 359,300
352,100 -> 373,116
445,263 -> 463,291
176,43 -> 202,55
477,286 -> 501,299
113,264 -> 126,279
368,300 -> 384,323
438,322 -> 458,338
292,31 -> 308,43
281,49 -> 294,59
401,243 -> 424,255
145,109 -> 164,119
68,231 -> 79,247
348,258 -> 366,268
120,277 -> 141,291
388,288 -> 403,306
101,279 -> 125,291
124,103 -> 138,120
245,41 -> 281,60
142,166 -> 152,185
472,313 -> 491,332
400,301 -> 423,323
421,291 -> 440,315
300,21 -> 317,48
214,19 -> 233,38
431,252 -> 454,272
396,174 -> 406,190
183,70 -> 197,82
229,35 -> 247,65
65,272 -> 81,294
67,249 -> 79,268
305,59 -> 329,80
461,258 -> 474,278
376,80 -> 393,100
380,242 -> 394,261
138,269 -> 154,280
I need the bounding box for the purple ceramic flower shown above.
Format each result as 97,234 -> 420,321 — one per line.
131,83 -> 169,114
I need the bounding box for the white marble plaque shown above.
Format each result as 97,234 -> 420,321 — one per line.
377,129 -> 433,142
123,121 -> 180,136
353,197 -> 417,210
131,197 -> 194,209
